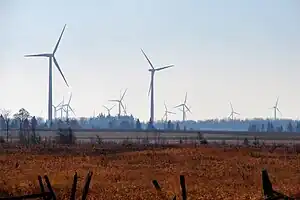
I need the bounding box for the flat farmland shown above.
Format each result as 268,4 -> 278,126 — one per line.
4,129 -> 300,144
1,145 -> 300,199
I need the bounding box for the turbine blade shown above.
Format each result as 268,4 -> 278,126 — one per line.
120,102 -> 126,114
121,88 -> 127,101
234,112 -> 240,115
184,92 -> 187,104
53,24 -> 67,54
185,105 -> 191,113
174,104 -> 182,108
53,56 -> 69,87
57,101 -> 63,107
277,108 -> 282,115
109,100 -> 119,102
275,97 -> 279,107
164,102 -> 167,111
110,104 -> 116,110
69,106 -> 76,116
155,65 -> 174,71
103,105 -> 108,110
168,111 -> 176,114
68,93 -> 72,105
141,49 -> 154,69
230,102 -> 233,111
24,54 -> 49,57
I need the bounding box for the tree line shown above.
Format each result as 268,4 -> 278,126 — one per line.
248,121 -> 300,132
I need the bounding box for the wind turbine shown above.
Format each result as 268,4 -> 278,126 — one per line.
141,49 -> 174,125
109,89 -> 127,117
62,93 -> 75,119
270,97 -> 281,120
52,101 -> 63,120
162,102 -> 175,122
228,102 -> 240,121
25,24 -> 69,123
175,92 -> 191,122
103,105 -> 115,116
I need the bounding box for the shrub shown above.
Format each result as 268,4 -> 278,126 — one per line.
0,136 -> 5,143
253,137 -> 260,146
200,138 -> 208,144
55,128 -> 76,144
30,133 -> 41,144
243,138 -> 249,146
96,135 -> 103,144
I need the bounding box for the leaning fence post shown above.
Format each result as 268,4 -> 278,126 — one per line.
44,175 -> 56,200
180,175 -> 187,200
152,180 -> 161,191
81,171 -> 93,200
262,169 -> 274,198
38,175 -> 46,200
70,172 -> 78,200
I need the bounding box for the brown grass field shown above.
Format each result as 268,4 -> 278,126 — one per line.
1,144 -> 300,200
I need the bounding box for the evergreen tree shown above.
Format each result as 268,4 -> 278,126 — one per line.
296,122 -> 300,132
135,119 -> 141,129
31,116 -> 37,137
287,121 -> 293,132
167,120 -> 172,130
261,124 -> 265,132
176,122 -> 180,131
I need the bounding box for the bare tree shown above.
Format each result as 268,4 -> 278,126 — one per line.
1,109 -> 11,142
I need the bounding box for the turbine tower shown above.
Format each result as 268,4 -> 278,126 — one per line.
25,24 -> 69,123
175,92 -> 191,122
103,105 -> 115,116
109,89 -> 127,117
162,102 -> 175,122
228,102 -> 240,121
270,97 -> 281,120
141,49 -> 174,125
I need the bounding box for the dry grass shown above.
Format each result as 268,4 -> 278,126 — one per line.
1,145 -> 300,200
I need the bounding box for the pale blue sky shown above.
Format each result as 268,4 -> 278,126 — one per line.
1,0 -> 300,121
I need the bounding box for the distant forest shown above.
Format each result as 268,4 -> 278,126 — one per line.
1,108 -> 300,132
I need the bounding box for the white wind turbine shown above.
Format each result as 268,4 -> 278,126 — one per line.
175,92 -> 191,122
25,24 -> 69,123
62,93 -> 75,119
103,105 -> 116,116
228,102 -> 240,121
52,100 -> 63,120
109,89 -> 127,117
162,102 -> 175,122
270,97 -> 281,120
141,49 -> 174,125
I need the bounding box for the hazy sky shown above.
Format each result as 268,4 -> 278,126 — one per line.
1,0 -> 300,121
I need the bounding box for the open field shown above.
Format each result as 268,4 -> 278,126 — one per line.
3,129 -> 300,145
2,144 -> 300,199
